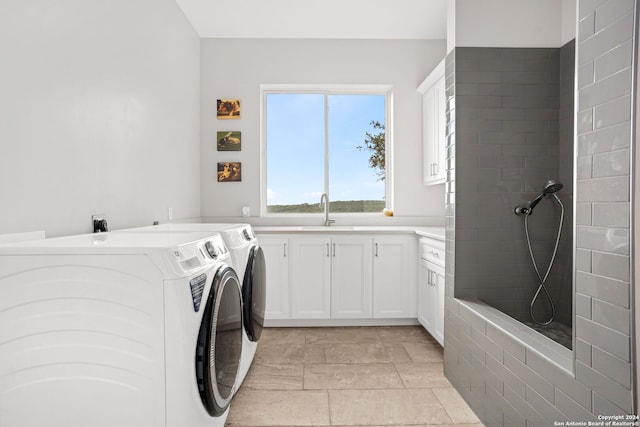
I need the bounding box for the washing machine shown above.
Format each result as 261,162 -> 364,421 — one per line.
0,231 -> 243,427
115,223 -> 266,386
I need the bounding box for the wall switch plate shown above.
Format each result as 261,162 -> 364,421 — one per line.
92,214 -> 108,233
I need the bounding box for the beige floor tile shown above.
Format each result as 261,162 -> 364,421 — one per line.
383,343 -> 414,363
260,327 -> 307,344
324,343 -> 392,364
305,326 -> 380,344
376,325 -> 438,343
433,387 -> 482,424
254,343 -> 325,364
242,363 -> 303,390
394,362 -> 452,389
402,342 -> 444,363
226,389 -> 330,426
304,363 -> 404,390
328,389 -> 453,425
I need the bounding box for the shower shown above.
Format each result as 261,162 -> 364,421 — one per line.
514,180 -> 565,326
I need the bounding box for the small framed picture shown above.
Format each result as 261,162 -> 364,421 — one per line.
217,131 -> 241,151
217,99 -> 240,119
217,162 -> 242,182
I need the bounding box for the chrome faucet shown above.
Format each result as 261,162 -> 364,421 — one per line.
319,193 -> 335,227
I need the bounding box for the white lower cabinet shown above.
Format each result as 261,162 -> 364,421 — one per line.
258,232 -> 416,323
373,235 -> 416,318
289,236 -> 332,319
259,235 -> 290,320
417,236 -> 445,346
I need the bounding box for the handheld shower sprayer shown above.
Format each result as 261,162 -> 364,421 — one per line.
514,180 -> 564,216
513,179 -> 564,326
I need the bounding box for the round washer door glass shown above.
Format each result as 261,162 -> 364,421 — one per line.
243,245 -> 266,342
196,266 -> 243,417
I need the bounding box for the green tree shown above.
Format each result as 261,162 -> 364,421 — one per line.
357,120 -> 385,181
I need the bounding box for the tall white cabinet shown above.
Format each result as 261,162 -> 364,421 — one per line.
418,58 -> 446,186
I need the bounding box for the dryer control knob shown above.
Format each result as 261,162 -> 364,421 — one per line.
204,241 -> 218,259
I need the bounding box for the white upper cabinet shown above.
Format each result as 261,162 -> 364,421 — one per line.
418,59 -> 446,186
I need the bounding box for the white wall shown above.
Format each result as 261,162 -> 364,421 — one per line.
454,0 -> 566,48
0,0 -> 201,237
200,38 -> 446,222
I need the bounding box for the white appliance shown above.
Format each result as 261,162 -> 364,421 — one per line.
114,223 -> 266,386
0,231 -> 243,427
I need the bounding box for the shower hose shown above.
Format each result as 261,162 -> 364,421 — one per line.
523,194 -> 564,326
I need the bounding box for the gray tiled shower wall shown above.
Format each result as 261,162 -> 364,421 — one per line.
443,0 -> 635,424
452,45 -> 573,328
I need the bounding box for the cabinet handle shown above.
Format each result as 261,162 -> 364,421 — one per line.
375,243 -> 379,257
429,251 -> 440,258
332,243 -> 336,257
434,163 -> 439,175
283,243 -> 287,258
326,243 -> 330,257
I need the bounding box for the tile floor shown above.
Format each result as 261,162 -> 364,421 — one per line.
226,326 -> 485,427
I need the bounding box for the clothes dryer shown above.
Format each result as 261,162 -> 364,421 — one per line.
115,223 -> 266,386
0,231 -> 242,427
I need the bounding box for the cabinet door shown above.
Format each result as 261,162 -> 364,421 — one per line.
434,76 -> 447,183
331,236 -> 373,319
258,235 -> 290,320
431,262 -> 445,346
418,260 -> 431,328
372,235 -> 416,318
289,236 -> 331,319
423,86 -> 436,185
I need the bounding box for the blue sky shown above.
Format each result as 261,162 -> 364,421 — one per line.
266,93 -> 385,206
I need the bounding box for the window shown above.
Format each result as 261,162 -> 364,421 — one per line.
262,86 -> 391,215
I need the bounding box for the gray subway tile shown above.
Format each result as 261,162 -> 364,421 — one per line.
525,350 -> 592,410
579,12 -> 633,65
579,12 -> 596,38
578,61 -> 595,89
580,0 -> 611,19
503,383 -> 543,423
478,83 -> 525,97
575,315 -> 630,362
592,298 -> 630,335
593,94 -> 631,129
575,338 -> 593,365
502,71 -> 551,85
579,68 -> 632,111
457,95 -> 502,109
576,225 -> 629,254
594,0 -> 635,32
576,270 -> 629,307
576,176 -> 630,202
503,352 -> 555,403
577,109 -> 594,134
456,71 -> 502,84
576,293 -> 592,318
524,386 -> 565,424
592,148 -> 630,178
576,248 -> 592,272
592,390 -> 631,417
592,202 -> 630,227
555,389 -> 598,422
576,361 -> 633,412
478,108 -> 525,121
592,251 -> 631,282
594,39 -> 633,80
486,323 -> 526,362
592,346 -> 632,388
576,203 -> 593,226
577,121 -> 631,155
577,155 -> 593,179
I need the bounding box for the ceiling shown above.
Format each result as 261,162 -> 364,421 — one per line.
175,0 -> 447,39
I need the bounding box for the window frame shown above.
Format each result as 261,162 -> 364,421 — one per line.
260,84 -> 394,217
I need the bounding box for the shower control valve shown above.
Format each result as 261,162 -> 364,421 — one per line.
514,206 -> 530,216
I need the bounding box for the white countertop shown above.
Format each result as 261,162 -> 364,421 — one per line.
253,225 -> 445,240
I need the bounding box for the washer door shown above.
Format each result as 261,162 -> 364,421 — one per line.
195,266 -> 243,417
242,245 -> 266,342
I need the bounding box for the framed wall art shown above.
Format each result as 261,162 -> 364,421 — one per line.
217,162 -> 241,182
216,99 -> 240,119
217,131 -> 241,151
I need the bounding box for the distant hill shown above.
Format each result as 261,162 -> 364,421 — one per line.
268,200 -> 385,213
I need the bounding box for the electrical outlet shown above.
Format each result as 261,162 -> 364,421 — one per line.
92,214 -> 108,233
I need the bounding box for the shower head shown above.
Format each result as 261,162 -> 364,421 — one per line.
543,180 -> 563,195
514,180 -> 564,216
528,180 -> 563,211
